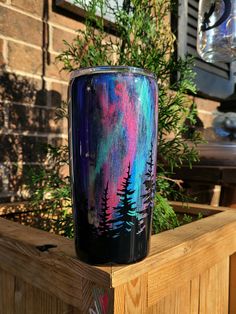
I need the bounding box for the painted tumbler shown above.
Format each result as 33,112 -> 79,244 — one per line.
69,66 -> 158,264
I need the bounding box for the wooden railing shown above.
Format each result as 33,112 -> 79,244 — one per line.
0,203 -> 236,313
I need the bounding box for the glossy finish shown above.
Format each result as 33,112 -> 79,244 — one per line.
197,0 -> 236,63
69,66 -> 158,264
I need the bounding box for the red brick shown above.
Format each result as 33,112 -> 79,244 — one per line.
0,6 -> 42,46
52,26 -> 76,52
8,41 -> 42,75
11,0 -> 43,17
46,53 -> 69,82
48,0 -> 85,31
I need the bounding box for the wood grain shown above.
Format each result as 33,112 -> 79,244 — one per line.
229,253 -> 236,314
113,284 -> 125,314
81,278 -> 95,313
111,210 -> 236,288
124,274 -> 148,314
190,276 -> 200,314
199,257 -> 229,314
0,269 -> 81,314
147,281 -> 191,314
170,201 -> 226,215
147,213 -> 235,306
0,218 -> 111,309
0,268 -> 15,314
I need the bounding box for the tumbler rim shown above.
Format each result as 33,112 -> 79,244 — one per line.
70,66 -> 156,80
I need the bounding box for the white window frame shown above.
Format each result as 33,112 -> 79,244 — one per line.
56,0 -> 123,24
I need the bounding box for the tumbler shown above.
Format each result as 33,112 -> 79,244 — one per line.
69,66 -> 158,264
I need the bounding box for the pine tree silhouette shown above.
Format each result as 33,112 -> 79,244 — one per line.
138,144 -> 155,234
98,181 -> 110,236
111,162 -> 137,237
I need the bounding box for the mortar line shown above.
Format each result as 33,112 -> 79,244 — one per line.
3,68 -> 68,84
1,100 -> 66,111
48,21 -> 78,34
0,35 -> 42,50
2,38 -> 8,64
0,130 -> 68,138
0,2 -> 42,21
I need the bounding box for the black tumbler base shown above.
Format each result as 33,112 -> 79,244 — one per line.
75,245 -> 150,265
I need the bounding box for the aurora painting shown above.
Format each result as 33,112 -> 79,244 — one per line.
69,67 -> 158,264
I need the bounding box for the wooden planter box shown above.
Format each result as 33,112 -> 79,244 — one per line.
0,202 -> 236,313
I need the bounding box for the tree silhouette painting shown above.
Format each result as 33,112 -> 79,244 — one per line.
138,144 -> 155,234
97,181 -> 110,236
111,162 -> 137,238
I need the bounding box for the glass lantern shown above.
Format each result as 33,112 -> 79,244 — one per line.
197,0 -> 236,63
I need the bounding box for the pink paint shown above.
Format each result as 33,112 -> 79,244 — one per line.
99,86 -> 117,132
115,82 -> 137,195
98,80 -> 138,211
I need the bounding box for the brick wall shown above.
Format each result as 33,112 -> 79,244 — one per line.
0,0 -> 81,202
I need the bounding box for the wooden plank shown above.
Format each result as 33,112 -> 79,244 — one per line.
0,269 -> 15,314
229,253 -> 236,314
0,269 -> 81,314
147,258 -> 229,313
84,285 -> 113,314
113,285 -> 125,314
0,218 -> 111,281
147,281 -> 191,314
199,258 -> 229,314
111,210 -> 236,288
0,218 -> 112,308
81,278 -> 95,313
171,201 -> 225,216
0,242 -> 83,309
81,278 -> 113,314
13,275 -> 81,314
147,218 -> 234,306
123,274 -> 148,314
190,276 -> 200,314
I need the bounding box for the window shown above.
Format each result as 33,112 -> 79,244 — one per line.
177,0 -> 235,100
56,0 -> 123,23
